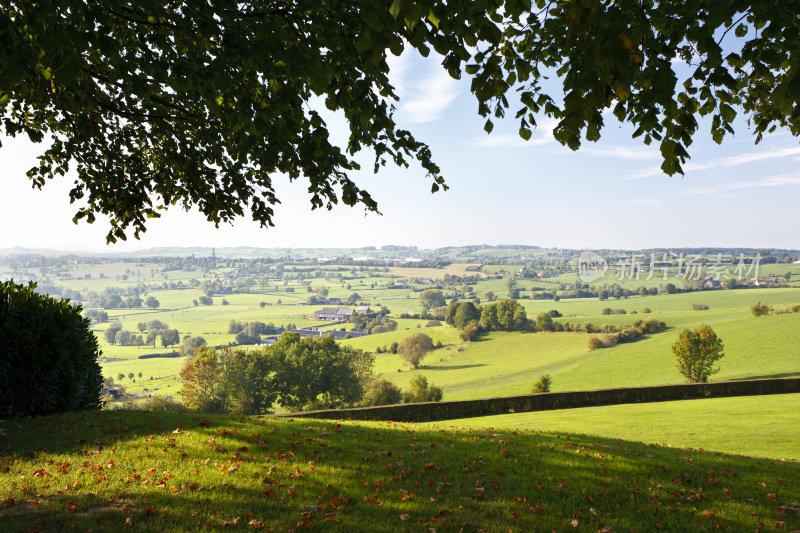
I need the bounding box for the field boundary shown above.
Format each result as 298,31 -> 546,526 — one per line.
274,377 -> 800,423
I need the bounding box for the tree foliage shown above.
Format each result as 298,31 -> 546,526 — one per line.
361,379 -> 403,407
3,2 -> 797,240
178,335 -> 207,357
531,374 -> 552,394
179,333 -> 373,413
672,325 -> 725,383
452,301 -> 481,330
0,280 -> 102,417
419,289 -> 446,313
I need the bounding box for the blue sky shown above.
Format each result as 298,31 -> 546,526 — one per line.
1,49 -> 799,252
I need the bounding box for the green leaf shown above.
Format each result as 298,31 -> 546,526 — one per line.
519,127 -> 532,141
389,0 -> 403,19
484,119 -> 494,133
465,64 -> 480,75
719,103 -> 736,123
427,10 -> 440,29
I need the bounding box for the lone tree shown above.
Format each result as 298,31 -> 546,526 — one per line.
672,325 -> 725,383
144,296 -> 160,310
2,3 -> 798,242
398,333 -> 434,369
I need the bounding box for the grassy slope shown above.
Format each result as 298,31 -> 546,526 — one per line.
1,411 -> 798,532
424,394 -> 800,460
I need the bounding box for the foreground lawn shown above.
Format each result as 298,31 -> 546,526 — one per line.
1,411 -> 799,531
424,394 -> 800,460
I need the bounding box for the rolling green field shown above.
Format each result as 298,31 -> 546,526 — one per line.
353,291 -> 800,400
1,411 -> 798,532
424,394 -> 800,459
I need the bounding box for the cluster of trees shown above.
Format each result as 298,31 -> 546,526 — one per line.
83,309 -> 109,323
444,298 -> 529,339
351,312 -> 396,334
178,333 -> 373,413
587,318 -> 666,350
228,320 -> 278,345
105,320 -> 180,348
85,293 -> 160,310
200,278 -> 255,297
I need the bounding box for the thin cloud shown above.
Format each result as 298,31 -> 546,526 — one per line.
582,144 -> 660,160
621,145 -> 800,181
466,119 -> 557,148
388,51 -> 461,124
400,68 -> 460,123
616,197 -> 663,207
679,174 -> 800,197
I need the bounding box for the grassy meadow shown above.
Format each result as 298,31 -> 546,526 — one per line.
1,411 -> 798,532
424,393 -> 800,460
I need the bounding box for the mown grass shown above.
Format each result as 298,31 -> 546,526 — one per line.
1,411 -> 798,532
423,394 -> 800,460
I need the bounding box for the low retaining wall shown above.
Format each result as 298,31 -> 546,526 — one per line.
274,377 -> 800,423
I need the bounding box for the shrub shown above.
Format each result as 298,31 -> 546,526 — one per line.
403,375 -> 443,403
530,374 -> 552,393
619,327 -> 642,342
426,319 -> 442,327
535,311 -> 554,331
639,317 -> 661,334
751,302 -> 772,317
641,308 -> 651,313
0,280 -> 103,417
130,396 -> 187,412
601,307 -> 612,315
602,333 -> 620,347
692,303 -> 709,310
361,379 -> 403,406
582,321 -> 597,333
460,320 -> 481,341
587,336 -> 604,350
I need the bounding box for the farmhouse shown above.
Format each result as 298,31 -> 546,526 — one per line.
356,305 -> 371,315
703,279 -> 722,288
314,307 -> 355,322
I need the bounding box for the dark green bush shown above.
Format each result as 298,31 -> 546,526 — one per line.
0,280 -> 103,417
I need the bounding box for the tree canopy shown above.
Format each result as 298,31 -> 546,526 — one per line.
2,1 -> 798,241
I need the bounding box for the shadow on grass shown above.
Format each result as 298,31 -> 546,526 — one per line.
422,363 -> 487,371
1,413 -> 798,532
729,372 -> 800,380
